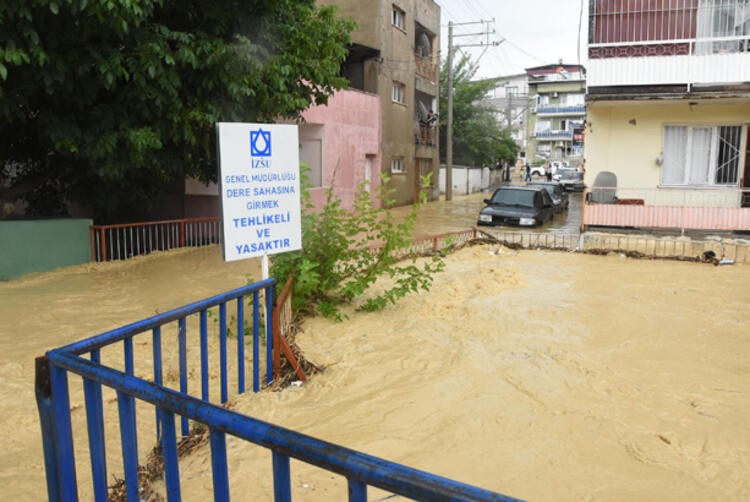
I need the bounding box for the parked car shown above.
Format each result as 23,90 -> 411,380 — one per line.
549,160 -> 570,175
554,168 -> 584,191
529,165 -> 546,177
526,180 -> 569,212
477,186 -> 555,227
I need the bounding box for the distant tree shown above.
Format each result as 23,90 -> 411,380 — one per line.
438,54 -> 518,167
0,0 -> 354,221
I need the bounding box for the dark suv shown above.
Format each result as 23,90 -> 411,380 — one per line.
477,186 -> 555,227
527,181 -> 569,212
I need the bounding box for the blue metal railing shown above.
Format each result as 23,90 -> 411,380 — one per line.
535,105 -> 585,115
35,278 -> 522,501
534,130 -> 574,140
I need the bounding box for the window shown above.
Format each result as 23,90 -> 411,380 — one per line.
299,139 -> 323,187
391,157 -> 405,174
535,120 -> 552,134
696,0 -> 750,54
563,94 -> 585,106
392,5 -> 405,30
392,81 -> 405,104
662,125 -> 744,186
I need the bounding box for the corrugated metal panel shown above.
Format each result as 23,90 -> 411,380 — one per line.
585,204 -> 750,231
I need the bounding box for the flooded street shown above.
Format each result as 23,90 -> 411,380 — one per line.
394,189 -> 584,238
1,196 -> 748,500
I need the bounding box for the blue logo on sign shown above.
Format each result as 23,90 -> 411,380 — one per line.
250,129 -> 272,157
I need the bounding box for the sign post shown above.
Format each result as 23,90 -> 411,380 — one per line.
216,122 -> 302,278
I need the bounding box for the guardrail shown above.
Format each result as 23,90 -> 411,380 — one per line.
90,217 -> 221,262
35,275 -> 520,501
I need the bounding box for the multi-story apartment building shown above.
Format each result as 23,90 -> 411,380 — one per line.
583,0 -> 750,233
482,73 -> 529,162
525,64 -> 587,165
319,0 -> 440,205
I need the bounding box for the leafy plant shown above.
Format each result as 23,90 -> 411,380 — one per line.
438,54 -> 518,166
270,173 -> 445,320
0,0 -> 355,221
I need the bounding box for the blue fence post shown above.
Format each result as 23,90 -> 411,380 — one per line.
348,479 -> 367,502
179,317 -> 189,436
272,451 -> 292,502
84,349 -> 108,502
200,309 -> 209,401
50,360 -> 79,500
35,356 -> 63,502
117,389 -> 140,501
210,429 -> 230,501
219,302 -> 228,403
159,408 -> 182,501
265,284 -> 274,384
237,297 -> 245,394
253,291 -> 260,392
152,326 -> 163,443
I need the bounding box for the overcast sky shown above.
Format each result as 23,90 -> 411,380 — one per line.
435,0 -> 589,79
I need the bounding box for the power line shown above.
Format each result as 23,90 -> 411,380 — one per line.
501,37 -> 547,64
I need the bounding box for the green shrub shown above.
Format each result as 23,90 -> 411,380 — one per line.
270,173 -> 444,320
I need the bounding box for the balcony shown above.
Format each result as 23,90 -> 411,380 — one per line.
534,130 -> 574,141
587,42 -> 750,88
415,124 -> 437,147
415,53 -> 437,82
588,0 -> 750,89
535,105 -> 586,116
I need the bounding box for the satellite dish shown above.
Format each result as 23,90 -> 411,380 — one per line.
416,33 -> 431,57
417,101 -> 429,121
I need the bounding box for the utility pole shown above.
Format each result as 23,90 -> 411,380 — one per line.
445,19 -> 502,201
446,21 -> 454,201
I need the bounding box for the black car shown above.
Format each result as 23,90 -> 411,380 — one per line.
477,186 -> 555,227
526,181 -> 569,213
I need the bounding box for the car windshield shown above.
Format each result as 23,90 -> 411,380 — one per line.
489,189 -> 536,208
561,170 -> 581,180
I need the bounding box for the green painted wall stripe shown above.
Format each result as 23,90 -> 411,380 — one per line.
0,219 -> 92,280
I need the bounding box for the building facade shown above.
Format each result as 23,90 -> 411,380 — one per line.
525,64 -> 586,165
584,0 -> 750,233
319,0 -> 441,205
482,73 -> 529,164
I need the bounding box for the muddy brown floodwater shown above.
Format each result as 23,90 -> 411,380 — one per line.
1,195 -> 748,501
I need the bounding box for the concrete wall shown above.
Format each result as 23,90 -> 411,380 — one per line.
0,219 -> 92,280
439,165 -> 491,195
301,89 -> 382,210
585,100 -> 750,199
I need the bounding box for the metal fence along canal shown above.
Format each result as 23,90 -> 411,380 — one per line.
34,277 -> 519,501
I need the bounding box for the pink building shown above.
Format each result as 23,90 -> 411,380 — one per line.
184,89 -> 382,217
298,89 -> 382,211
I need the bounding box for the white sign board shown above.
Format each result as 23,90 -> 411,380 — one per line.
216,122 -> 302,261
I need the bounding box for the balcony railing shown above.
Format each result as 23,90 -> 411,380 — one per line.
415,123 -> 437,146
536,105 -> 586,116
415,54 -> 437,82
588,0 -> 750,88
534,130 -> 574,141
